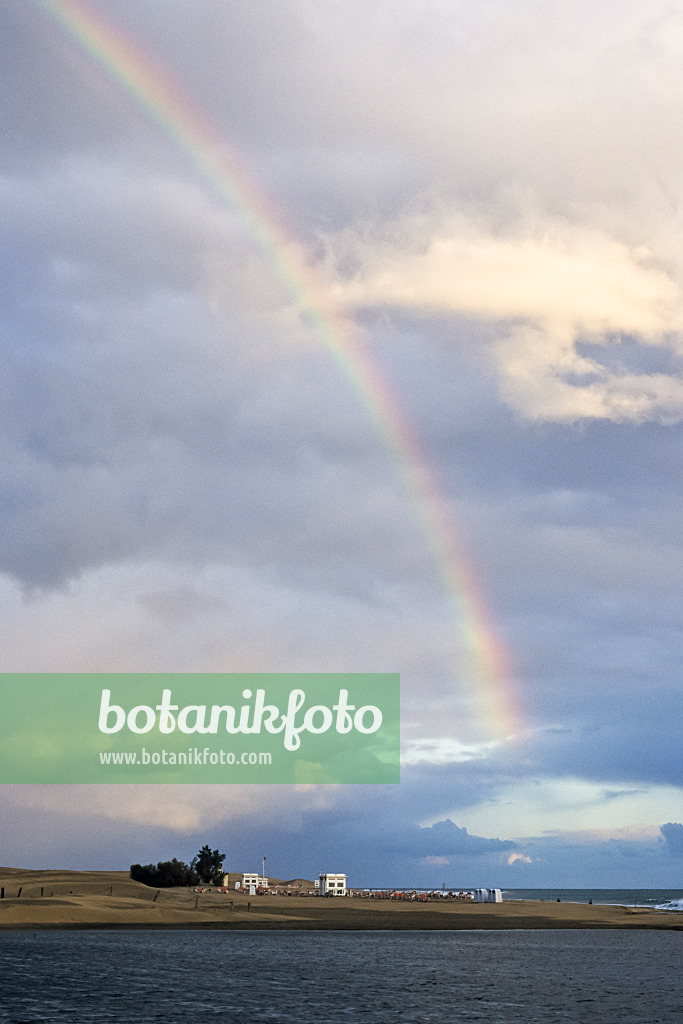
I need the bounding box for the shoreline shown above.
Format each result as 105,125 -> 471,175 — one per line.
1,868 -> 682,932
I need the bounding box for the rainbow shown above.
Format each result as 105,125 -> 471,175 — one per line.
29,0 -> 519,738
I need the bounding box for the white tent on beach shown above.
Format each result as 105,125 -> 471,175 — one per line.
473,888 -> 503,902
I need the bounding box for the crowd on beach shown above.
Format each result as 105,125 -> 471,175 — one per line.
192,885 -> 479,902
350,890 -> 476,901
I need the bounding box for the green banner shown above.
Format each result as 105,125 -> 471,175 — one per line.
0,673 -> 399,784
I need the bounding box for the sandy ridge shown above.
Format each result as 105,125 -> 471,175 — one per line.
0,868 -> 680,931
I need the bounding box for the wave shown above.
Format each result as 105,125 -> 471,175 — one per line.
655,898 -> 683,911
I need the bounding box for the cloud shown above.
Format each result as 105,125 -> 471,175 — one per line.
507,852 -> 532,865
541,825 -> 661,844
401,736 -> 502,766
332,222 -> 678,332
326,214 -> 683,424
413,819 -> 514,857
660,822 -> 683,854
5,784 -> 271,833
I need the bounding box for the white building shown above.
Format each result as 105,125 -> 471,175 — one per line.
319,873 -> 347,896
241,873 -> 269,891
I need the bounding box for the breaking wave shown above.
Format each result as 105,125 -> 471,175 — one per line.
655,898 -> 683,911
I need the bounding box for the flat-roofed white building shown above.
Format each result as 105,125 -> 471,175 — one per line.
319,873 -> 347,896
242,873 -> 269,890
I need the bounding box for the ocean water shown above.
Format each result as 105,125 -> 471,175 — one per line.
501,889 -> 683,909
1,929 -> 682,1023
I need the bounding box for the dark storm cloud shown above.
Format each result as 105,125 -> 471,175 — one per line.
0,157 -> 427,591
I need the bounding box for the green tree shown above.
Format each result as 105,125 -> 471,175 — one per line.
130,857 -> 198,888
191,844 -> 226,885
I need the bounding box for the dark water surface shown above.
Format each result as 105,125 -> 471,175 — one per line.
502,889 -> 683,909
1,929 -> 681,1023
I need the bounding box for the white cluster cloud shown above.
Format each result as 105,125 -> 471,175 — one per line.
325,215 -> 683,423
507,852 -> 532,866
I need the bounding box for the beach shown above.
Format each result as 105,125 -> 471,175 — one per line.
1,868 -> 681,931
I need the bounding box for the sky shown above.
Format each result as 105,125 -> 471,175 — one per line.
1,0 -> 681,889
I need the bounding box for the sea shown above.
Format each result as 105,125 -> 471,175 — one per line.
502,888 -> 683,910
1,925 -> 682,1024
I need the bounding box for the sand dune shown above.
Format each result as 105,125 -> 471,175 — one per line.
0,868 -> 680,930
